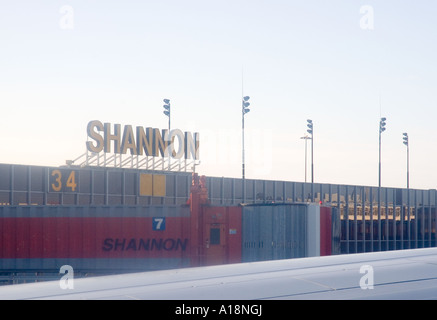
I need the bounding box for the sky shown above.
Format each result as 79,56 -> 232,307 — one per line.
1,1 -> 437,190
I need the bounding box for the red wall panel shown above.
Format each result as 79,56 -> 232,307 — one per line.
320,207 -> 332,256
227,206 -> 242,264
0,217 -> 191,260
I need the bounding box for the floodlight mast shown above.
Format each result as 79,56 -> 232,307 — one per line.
306,119 -> 314,201
163,99 -> 171,131
403,133 -> 409,189
306,120 -> 314,184
378,117 -> 387,188
300,135 -> 311,183
242,96 -> 250,181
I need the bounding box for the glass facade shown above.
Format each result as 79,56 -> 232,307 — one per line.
207,177 -> 437,254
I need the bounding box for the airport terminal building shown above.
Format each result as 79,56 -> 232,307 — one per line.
0,163 -> 435,256
0,121 -> 436,279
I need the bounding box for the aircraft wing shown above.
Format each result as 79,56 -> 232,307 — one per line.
1,247 -> 437,300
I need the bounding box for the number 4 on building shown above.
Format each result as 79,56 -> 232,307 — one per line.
66,171 -> 77,191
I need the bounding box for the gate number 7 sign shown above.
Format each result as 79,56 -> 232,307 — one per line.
153,217 -> 166,231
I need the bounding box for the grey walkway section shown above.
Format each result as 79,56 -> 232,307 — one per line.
1,247 -> 437,300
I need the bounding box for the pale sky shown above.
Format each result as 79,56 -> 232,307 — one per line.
1,1 -> 437,190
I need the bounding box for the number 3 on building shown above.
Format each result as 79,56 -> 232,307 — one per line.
51,169 -> 63,192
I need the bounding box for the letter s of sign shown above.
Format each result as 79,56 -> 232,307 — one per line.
59,265 -> 74,290
86,120 -> 104,153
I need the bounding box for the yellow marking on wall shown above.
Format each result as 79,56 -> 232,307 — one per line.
152,174 -> 166,197
140,174 -> 166,197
